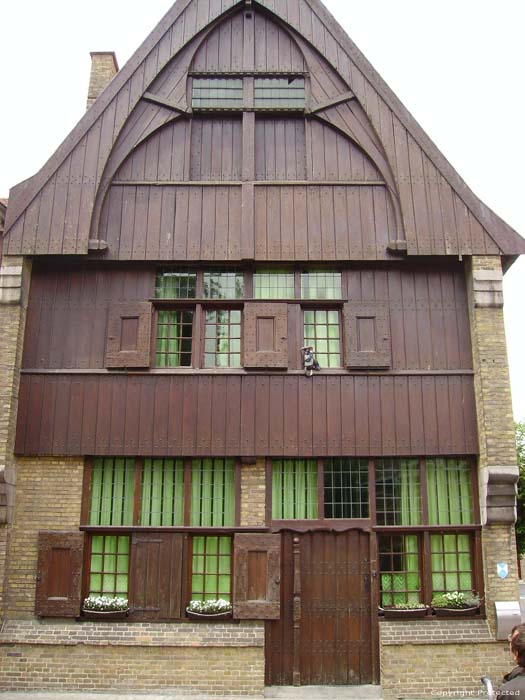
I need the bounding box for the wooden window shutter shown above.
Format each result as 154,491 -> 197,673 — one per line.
105,302 -> 152,368
35,531 -> 84,617
344,302 -> 391,369
243,303 -> 288,369
129,532 -> 184,620
233,533 -> 281,619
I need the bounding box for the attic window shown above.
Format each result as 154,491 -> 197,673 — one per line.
254,77 -> 305,109
192,78 -> 243,109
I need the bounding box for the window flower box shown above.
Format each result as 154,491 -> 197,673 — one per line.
380,604 -> 429,620
186,599 -> 233,620
431,591 -> 481,617
82,595 -> 129,621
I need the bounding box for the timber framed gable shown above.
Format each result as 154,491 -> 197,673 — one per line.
3,0 -> 524,260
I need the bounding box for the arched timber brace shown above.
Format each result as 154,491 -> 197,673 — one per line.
4,0 -> 524,259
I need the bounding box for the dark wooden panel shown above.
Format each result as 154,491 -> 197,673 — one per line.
307,120 -> 383,182
267,531 -> 374,686
255,118 -> 306,181
253,185 -> 394,261
101,185 -> 243,261
190,117 -> 243,181
234,533 -> 281,619
16,373 -> 478,457
35,531 -> 84,618
129,532 -> 183,620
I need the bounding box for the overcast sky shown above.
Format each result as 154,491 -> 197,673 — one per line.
1,0 -> 524,421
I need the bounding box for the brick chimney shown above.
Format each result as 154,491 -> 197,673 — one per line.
87,52 -> 119,110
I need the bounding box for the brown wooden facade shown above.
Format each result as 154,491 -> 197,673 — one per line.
2,0 -> 524,693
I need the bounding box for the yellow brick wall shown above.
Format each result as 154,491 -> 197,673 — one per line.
381,640 -> 512,699
467,256 -> 517,470
0,256 -> 31,620
241,459 -> 267,527
466,256 -> 520,633
0,645 -> 264,695
5,457 -> 83,618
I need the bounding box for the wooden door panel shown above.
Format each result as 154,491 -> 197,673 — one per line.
266,530 -> 374,686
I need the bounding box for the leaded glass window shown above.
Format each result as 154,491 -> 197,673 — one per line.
203,309 -> 242,367
192,78 -> 243,109
155,310 -> 194,367
303,309 -> 341,368
203,271 -> 244,299
430,533 -> 473,595
324,458 -> 369,518
375,458 -> 421,526
301,271 -> 342,299
254,77 -> 305,109
253,270 -> 295,299
155,270 -> 196,299
89,535 -> 130,597
379,534 -> 421,606
191,536 -> 232,601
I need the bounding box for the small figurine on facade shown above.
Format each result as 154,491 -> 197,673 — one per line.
301,345 -> 321,377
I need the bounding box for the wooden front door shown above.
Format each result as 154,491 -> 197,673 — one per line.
266,530 -> 375,686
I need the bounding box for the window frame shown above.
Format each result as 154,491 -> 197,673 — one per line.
81,457 -> 246,619
82,457 -> 242,530
189,73 -> 308,113
267,456 -> 484,611
152,268 -> 349,372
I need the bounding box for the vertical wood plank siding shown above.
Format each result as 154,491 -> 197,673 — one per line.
22,266 -> 472,371
4,4 -> 516,257
15,373 -> 477,457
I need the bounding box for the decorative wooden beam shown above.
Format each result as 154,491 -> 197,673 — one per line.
307,91 -> 357,115
387,239 -> 408,254
292,536 -> 301,687
111,179 -> 387,187
142,91 -> 190,115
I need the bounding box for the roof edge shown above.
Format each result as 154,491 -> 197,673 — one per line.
4,0 -> 199,234
302,0 -> 525,255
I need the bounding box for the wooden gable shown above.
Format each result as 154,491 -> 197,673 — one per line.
3,0 -> 524,260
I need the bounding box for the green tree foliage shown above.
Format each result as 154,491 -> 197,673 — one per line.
516,421 -> 525,559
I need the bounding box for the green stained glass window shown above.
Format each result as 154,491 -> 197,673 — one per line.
192,78 -> 243,109
301,271 -> 342,299
89,458 -> 135,526
430,533 -> 473,595
155,270 -> 196,299
254,270 -> 295,299
203,271 -> 244,299
191,536 -> 232,601
427,458 -> 473,525
190,459 -> 235,527
155,310 -> 194,367
375,458 -> 421,526
89,535 -> 130,597
140,458 -> 185,526
379,534 -> 421,606
272,459 -> 318,519
303,309 -> 341,368
204,309 -> 242,368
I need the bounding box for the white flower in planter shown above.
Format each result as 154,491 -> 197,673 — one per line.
186,599 -> 232,614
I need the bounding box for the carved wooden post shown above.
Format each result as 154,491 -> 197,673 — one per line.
292,536 -> 301,687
